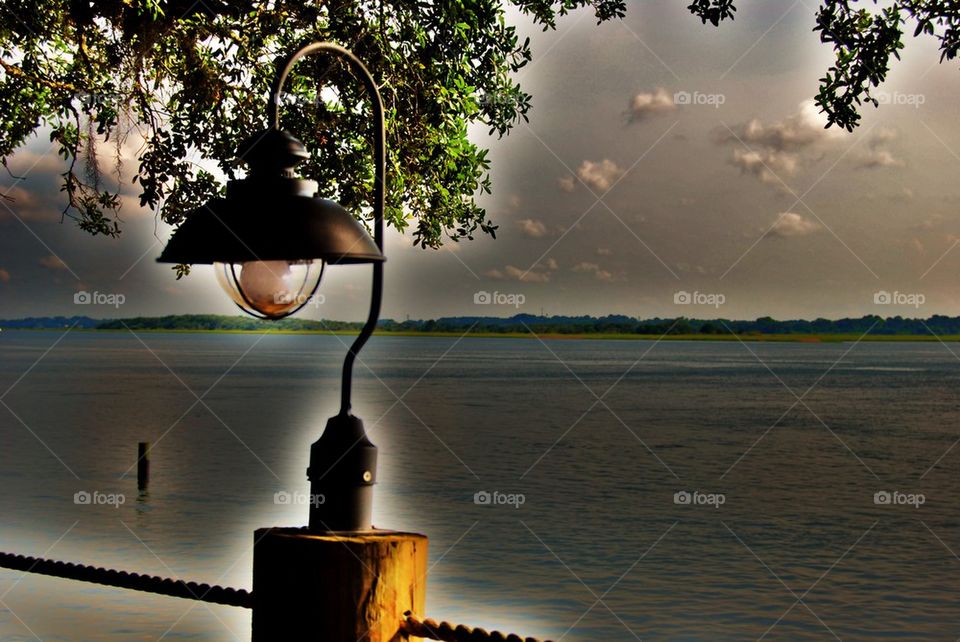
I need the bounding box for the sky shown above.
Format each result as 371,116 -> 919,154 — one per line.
3,0 -> 960,322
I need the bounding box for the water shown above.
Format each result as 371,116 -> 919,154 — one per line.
0,330 -> 958,640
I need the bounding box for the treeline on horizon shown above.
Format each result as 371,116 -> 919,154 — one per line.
6,314 -> 960,335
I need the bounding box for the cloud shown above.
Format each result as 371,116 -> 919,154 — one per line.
543,257 -> 559,270
3,148 -> 67,176
856,128 -> 904,169
721,100 -> 837,151
870,127 -> 898,147
730,148 -> 800,184
557,176 -> 576,192
717,100 -> 842,189
484,265 -> 551,283
889,187 -> 915,203
676,262 -> 708,275
0,268 -> 9,283
38,254 -> 69,270
516,218 -> 548,238
0,186 -> 61,222
575,159 -> 623,193
856,149 -> 905,169
628,88 -> 676,121
724,102 -> 905,175
765,212 -> 820,238
572,261 -> 620,282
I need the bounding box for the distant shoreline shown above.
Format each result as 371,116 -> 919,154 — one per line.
3,327 -> 959,342
5,313 -> 960,342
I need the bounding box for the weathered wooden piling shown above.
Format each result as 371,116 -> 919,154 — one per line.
137,441 -> 150,490
252,527 -> 428,641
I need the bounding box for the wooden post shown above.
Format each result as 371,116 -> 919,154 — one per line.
137,442 -> 150,491
252,527 -> 427,641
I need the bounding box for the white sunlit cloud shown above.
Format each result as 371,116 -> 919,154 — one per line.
730,148 -> 800,184
765,212 -> 820,238
484,265 -> 551,283
516,218 -> 548,238
855,128 -> 905,169
560,159 -> 624,194
716,99 -> 846,189
572,261 -> 619,282
485,257 -> 559,283
856,148 -> 905,169
728,99 -> 838,151
628,87 -> 676,122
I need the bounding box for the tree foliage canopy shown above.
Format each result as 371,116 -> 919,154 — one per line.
0,0 -> 627,246
0,0 -> 958,248
692,0 -> 960,130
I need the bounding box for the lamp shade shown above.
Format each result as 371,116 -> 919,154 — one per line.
157,192 -> 384,265
157,129 -> 384,266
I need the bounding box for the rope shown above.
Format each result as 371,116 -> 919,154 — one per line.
403,612 -> 555,642
0,552 -> 253,609
0,552 -> 552,640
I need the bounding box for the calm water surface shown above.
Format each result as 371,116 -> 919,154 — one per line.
0,330 -> 958,640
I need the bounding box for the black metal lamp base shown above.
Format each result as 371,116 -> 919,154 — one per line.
306,413 -> 378,532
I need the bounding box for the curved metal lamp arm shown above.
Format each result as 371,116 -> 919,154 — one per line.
268,42 -> 385,416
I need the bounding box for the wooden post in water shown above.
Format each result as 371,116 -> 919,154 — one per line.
252,527 -> 428,641
137,442 -> 150,491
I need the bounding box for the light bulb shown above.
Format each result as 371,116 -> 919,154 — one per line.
215,259 -> 324,319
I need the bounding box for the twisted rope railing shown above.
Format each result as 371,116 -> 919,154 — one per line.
0,552 -> 253,608
0,553 -> 553,641
402,611 -> 555,642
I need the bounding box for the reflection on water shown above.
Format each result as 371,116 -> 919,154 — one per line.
0,331 -> 959,640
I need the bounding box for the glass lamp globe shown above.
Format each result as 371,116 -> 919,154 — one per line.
214,259 -> 324,319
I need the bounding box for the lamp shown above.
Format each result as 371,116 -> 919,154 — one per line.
158,42 -> 387,532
